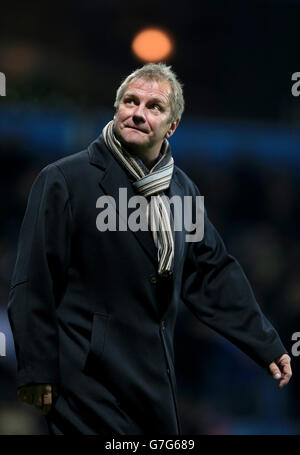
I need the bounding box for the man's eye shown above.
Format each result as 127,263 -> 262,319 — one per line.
151,104 -> 160,110
125,99 -> 135,104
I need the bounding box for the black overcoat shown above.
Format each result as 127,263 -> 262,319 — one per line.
8,134 -> 287,434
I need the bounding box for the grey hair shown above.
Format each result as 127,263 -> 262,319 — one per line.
113,63 -> 184,123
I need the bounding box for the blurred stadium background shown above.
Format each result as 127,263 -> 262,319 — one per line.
0,0 -> 300,434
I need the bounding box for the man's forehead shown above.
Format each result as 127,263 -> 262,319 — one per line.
123,78 -> 172,103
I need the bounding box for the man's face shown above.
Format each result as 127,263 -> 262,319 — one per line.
113,78 -> 179,155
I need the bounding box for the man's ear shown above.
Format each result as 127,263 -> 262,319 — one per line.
165,118 -> 180,139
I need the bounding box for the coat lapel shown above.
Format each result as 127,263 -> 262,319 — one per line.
89,136 -> 158,266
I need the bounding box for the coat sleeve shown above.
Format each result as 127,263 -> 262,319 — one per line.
7,164 -> 72,388
181,185 -> 287,370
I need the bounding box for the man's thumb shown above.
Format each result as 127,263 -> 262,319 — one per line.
269,362 -> 282,379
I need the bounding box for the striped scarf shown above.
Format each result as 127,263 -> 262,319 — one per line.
102,120 -> 174,276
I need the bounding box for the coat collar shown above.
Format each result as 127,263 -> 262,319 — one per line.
88,134 -> 185,277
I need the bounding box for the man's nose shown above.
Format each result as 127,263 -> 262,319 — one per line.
132,104 -> 146,123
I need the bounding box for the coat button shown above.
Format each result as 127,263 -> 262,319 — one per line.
149,275 -> 157,285
161,320 -> 166,329
167,368 -> 170,375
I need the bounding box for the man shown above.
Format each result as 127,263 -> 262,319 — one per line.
8,63 -> 292,435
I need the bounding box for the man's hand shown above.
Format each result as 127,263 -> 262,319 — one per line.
268,353 -> 292,388
17,384 -> 58,415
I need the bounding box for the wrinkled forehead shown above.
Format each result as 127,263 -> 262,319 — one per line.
123,77 -> 172,104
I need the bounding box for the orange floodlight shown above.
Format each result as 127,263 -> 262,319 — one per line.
131,28 -> 174,62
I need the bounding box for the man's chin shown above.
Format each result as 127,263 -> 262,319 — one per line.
124,131 -> 148,142
120,136 -> 149,152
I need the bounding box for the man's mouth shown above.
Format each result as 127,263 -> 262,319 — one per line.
125,126 -> 148,133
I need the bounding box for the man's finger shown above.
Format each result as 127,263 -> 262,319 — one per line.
43,385 -> 53,407
41,386 -> 53,415
269,354 -> 292,388
43,391 -> 52,406
268,362 -> 282,379
279,368 -> 292,388
279,376 -> 291,388
282,365 -> 292,376
44,385 -> 52,394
